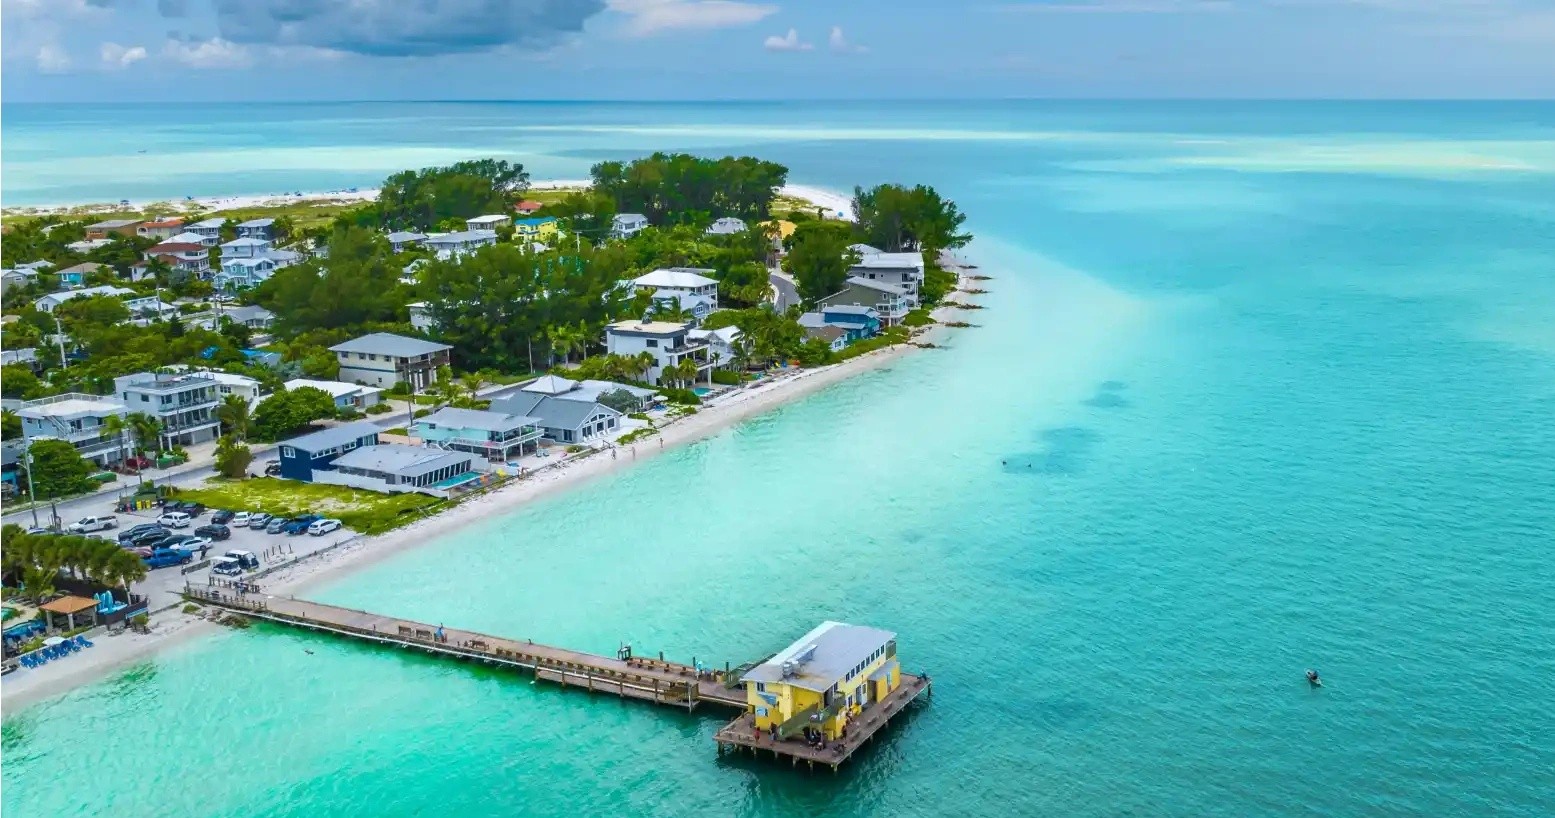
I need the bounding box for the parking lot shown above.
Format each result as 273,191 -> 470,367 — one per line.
109,506 -> 358,611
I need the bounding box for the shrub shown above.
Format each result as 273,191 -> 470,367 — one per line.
565,444 -> 586,454
658,387 -> 701,405
412,409 -> 431,419
617,428 -> 658,445
628,412 -> 650,422
336,408 -> 364,420
711,369 -> 742,385
182,603 -> 201,614
365,402 -> 392,415
382,427 -> 408,436
387,381 -> 412,396
903,308 -> 935,327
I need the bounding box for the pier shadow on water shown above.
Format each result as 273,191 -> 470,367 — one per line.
1001,426 -> 1101,476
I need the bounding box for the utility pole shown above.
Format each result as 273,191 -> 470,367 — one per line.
21,440 -> 40,528
53,314 -> 69,369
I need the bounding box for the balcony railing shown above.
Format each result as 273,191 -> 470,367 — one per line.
666,339 -> 709,354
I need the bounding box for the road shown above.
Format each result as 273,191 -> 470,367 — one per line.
769,268 -> 800,312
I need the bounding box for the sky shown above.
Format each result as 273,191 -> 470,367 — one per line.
2,0 -> 1553,102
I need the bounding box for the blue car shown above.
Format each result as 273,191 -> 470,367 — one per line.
283,515 -> 322,535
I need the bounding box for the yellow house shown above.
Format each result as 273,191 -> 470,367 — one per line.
513,217 -> 560,243
742,621 -> 901,740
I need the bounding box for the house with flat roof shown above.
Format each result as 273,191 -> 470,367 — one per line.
413,406 -> 543,461
34,286 -> 134,313
236,218 -> 275,240
604,319 -> 712,386
632,267 -> 719,323
706,217 -> 747,235
740,621 -> 901,741
315,443 -> 477,497
114,371 -> 222,447
513,216 -> 559,243
848,252 -> 926,307
283,378 -> 384,410
386,231 -> 427,253
17,393 -> 131,466
466,214 -> 511,232
85,219 -> 142,240
424,230 -> 497,261
136,218 -> 185,240
329,332 -> 452,391
820,277 -> 912,326
487,392 -> 622,445
277,420 -> 382,482
612,213 -> 649,238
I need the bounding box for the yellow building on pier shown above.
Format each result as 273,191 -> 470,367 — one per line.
741,621 -> 901,741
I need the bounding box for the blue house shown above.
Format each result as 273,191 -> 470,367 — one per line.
277,420 -> 382,482
820,305 -> 882,342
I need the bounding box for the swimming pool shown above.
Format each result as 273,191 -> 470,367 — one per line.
692,387 -> 712,396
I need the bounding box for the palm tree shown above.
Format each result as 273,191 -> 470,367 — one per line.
731,336 -> 754,372
102,414 -> 131,468
215,394 -> 251,441
634,352 -> 656,382
126,412 -> 162,457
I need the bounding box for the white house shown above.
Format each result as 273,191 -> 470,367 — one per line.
34,285 -> 134,313
604,319 -> 712,386
185,217 -> 226,244
466,214 -> 510,232
114,371 -> 222,448
424,230 -> 497,261
284,378 -> 384,410
848,252 -> 926,307
17,393 -> 131,466
236,218 -> 275,240
687,325 -> 744,369
329,332 -> 452,391
167,230 -> 218,248
145,240 -> 211,275
386,231 -> 427,252
407,302 -> 433,332
706,217 -> 747,235
65,238 -> 112,254
136,218 -> 186,240
215,237 -> 302,291
612,213 -> 649,238
632,267 -> 719,323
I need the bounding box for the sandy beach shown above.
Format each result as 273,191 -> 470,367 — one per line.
0,279 -> 975,710
4,181 -> 855,220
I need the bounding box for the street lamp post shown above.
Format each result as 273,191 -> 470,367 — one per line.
20,440 -> 40,528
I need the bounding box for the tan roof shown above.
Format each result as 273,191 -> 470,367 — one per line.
40,595 -> 98,615
142,218 -> 185,228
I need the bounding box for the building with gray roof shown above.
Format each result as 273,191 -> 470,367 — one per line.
329,332 -> 452,391
488,392 -> 622,445
740,621 -> 898,693
314,443 -> 476,497
277,420 -> 383,482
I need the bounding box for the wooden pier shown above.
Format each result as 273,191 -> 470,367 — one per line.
185,583 -> 928,770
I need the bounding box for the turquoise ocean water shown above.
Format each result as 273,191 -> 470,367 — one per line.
3,101 -> 1554,817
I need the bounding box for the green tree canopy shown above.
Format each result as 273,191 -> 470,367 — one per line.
250,386 -> 338,442
784,221 -> 858,304
373,159 -> 529,231
26,439 -> 95,498
851,183 -> 971,253
213,435 -> 254,479
254,225 -> 409,335
591,153 -> 788,225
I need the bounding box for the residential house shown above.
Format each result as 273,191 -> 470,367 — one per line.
632,267 -> 719,323
144,241 -> 211,276
329,332 -> 452,391
612,213 -> 649,238
185,217 -> 226,244
706,216 -> 747,235
518,375 -> 659,412
114,371 -> 222,447
166,230 -> 217,248
126,260 -> 155,283
820,277 -> 912,327
687,325 -> 744,369
848,243 -> 883,256
386,231 -> 427,252
604,319 -> 712,386
740,621 -> 901,740
401,258 -> 429,284
805,324 -> 847,353
56,262 -> 106,287
242,349 -> 283,368
512,216 -> 559,244
34,285 -> 133,313
2,440 -> 23,497
277,420 -> 382,482
407,302 -> 433,332
800,304 -> 881,343
16,260 -> 55,273
413,406 -> 543,461
314,443 -> 477,497
136,218 -> 185,240
236,218 -> 275,240
848,252 -> 926,307
17,393 -> 131,466
0,348 -> 39,370
423,230 -> 497,261
84,219 -> 141,240
65,238 -> 112,254
222,304 -> 276,331
214,237 -> 302,291
283,378 -> 384,411
466,214 -> 511,232
514,200 -> 543,215
488,392 -> 622,445
1,268 -> 39,292
206,371 -> 263,405
122,295 -> 177,320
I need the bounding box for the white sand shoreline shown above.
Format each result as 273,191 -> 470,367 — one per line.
0,280 -> 976,711
3,181 -> 854,220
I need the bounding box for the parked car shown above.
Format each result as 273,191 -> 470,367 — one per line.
263,461 -> 281,477
230,511 -> 253,527
118,523 -> 162,543
68,515 -> 118,533
308,518 -> 343,536
157,511 -> 192,529
166,501 -> 206,517
264,517 -> 290,535
210,556 -> 243,577
247,513 -> 273,529
123,455 -> 152,470
194,524 -> 231,541
210,509 -> 236,525
128,528 -> 172,546
283,514 -> 322,535
224,550 -> 259,569
143,548 -> 193,569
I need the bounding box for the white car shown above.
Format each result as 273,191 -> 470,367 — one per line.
230,511 -> 253,527
157,511 -> 192,529
307,518 -> 342,536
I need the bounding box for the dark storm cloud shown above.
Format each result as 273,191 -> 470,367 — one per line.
209,0 -> 607,57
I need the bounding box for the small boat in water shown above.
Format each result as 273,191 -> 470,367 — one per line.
1305,669 -> 1322,687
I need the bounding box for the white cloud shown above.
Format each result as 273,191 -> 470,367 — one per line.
100,42 -> 147,69
608,0 -> 778,36
763,28 -> 813,51
35,42 -> 71,72
828,26 -> 868,53
162,37 -> 253,69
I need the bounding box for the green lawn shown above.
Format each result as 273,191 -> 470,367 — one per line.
171,478 -> 443,535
